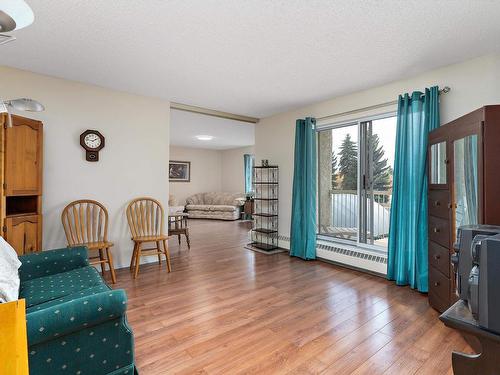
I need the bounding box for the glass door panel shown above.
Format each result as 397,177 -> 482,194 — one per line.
453,135 -> 479,238
318,115 -> 396,250
360,117 -> 396,247
318,124 -> 358,241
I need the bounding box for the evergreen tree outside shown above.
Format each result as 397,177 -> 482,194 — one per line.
331,151 -> 338,189
338,133 -> 357,190
336,132 -> 392,192
369,133 -> 392,191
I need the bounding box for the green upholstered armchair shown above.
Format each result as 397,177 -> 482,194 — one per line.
18,247 -> 137,375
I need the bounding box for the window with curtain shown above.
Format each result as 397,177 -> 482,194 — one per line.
317,114 -> 397,251
244,154 -> 255,195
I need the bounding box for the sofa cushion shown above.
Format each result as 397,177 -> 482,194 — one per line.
20,266 -> 104,308
186,192 -> 245,206
187,210 -> 240,220
186,204 -> 237,212
26,284 -> 111,313
19,247 -> 89,283
0,236 -> 22,302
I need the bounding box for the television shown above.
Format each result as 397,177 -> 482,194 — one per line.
454,225 -> 500,334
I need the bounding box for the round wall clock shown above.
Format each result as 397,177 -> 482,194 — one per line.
80,129 -> 105,162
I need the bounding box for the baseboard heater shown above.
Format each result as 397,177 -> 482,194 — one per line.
278,235 -> 387,275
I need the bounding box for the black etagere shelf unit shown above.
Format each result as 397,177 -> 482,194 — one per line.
251,165 -> 279,251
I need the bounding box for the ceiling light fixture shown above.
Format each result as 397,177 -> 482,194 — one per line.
1,97 -> 45,127
0,0 -> 34,32
195,135 -> 214,141
0,0 -> 35,45
4,98 -> 45,112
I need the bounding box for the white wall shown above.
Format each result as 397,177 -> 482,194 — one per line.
169,145 -> 255,204
0,66 -> 170,269
169,146 -> 222,205
221,146 -> 255,193
255,54 -> 500,239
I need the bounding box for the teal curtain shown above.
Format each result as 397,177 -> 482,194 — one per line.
244,154 -> 254,194
290,117 -> 317,260
387,87 -> 440,292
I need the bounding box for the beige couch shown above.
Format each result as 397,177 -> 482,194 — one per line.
186,192 -> 245,220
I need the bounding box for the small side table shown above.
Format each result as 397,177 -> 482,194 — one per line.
243,199 -> 254,220
440,299 -> 500,375
168,213 -> 190,249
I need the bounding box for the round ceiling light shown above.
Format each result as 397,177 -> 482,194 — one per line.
0,0 -> 34,32
195,135 -> 214,141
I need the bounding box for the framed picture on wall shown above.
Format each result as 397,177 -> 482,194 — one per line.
169,160 -> 191,182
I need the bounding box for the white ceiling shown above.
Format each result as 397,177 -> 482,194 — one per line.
170,109 -> 254,150
2,1 -> 500,117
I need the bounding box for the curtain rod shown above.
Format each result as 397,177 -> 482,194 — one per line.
317,86 -> 451,122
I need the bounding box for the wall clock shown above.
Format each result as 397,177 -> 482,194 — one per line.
80,129 -> 105,162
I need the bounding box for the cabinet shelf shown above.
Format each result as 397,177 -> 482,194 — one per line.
6,196 -> 39,217
5,212 -> 38,218
252,228 -> 278,234
251,242 -> 279,251
251,165 -> 279,252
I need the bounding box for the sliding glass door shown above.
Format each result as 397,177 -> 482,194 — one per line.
318,115 -> 396,250
318,124 -> 359,241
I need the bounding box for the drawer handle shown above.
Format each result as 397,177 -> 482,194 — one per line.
434,282 -> 440,287
434,255 -> 441,260
434,201 -> 441,207
433,228 -> 440,233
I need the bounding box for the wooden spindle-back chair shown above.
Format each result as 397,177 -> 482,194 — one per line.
126,197 -> 171,278
61,199 -> 116,283
168,213 -> 190,249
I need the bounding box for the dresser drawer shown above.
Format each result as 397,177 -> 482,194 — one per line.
429,241 -> 450,278
428,215 -> 450,248
429,265 -> 451,304
428,286 -> 450,313
428,190 -> 450,220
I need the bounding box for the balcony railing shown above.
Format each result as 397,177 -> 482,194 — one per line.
320,190 -> 392,243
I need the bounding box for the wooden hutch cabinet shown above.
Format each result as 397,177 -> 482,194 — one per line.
0,114 -> 43,255
427,105 -> 500,312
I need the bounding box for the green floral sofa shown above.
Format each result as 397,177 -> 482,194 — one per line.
18,247 -> 137,375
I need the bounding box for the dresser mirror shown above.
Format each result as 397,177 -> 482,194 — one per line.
453,134 -> 479,240
430,141 -> 447,185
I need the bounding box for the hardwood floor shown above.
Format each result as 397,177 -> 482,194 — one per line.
111,219 -> 469,374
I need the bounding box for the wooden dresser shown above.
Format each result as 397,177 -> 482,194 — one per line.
428,106 -> 500,312
0,114 -> 43,255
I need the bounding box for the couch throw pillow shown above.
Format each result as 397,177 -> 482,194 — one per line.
0,236 -> 22,302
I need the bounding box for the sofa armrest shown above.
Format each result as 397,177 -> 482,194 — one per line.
26,289 -> 128,346
19,247 -> 89,282
234,198 -> 246,206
